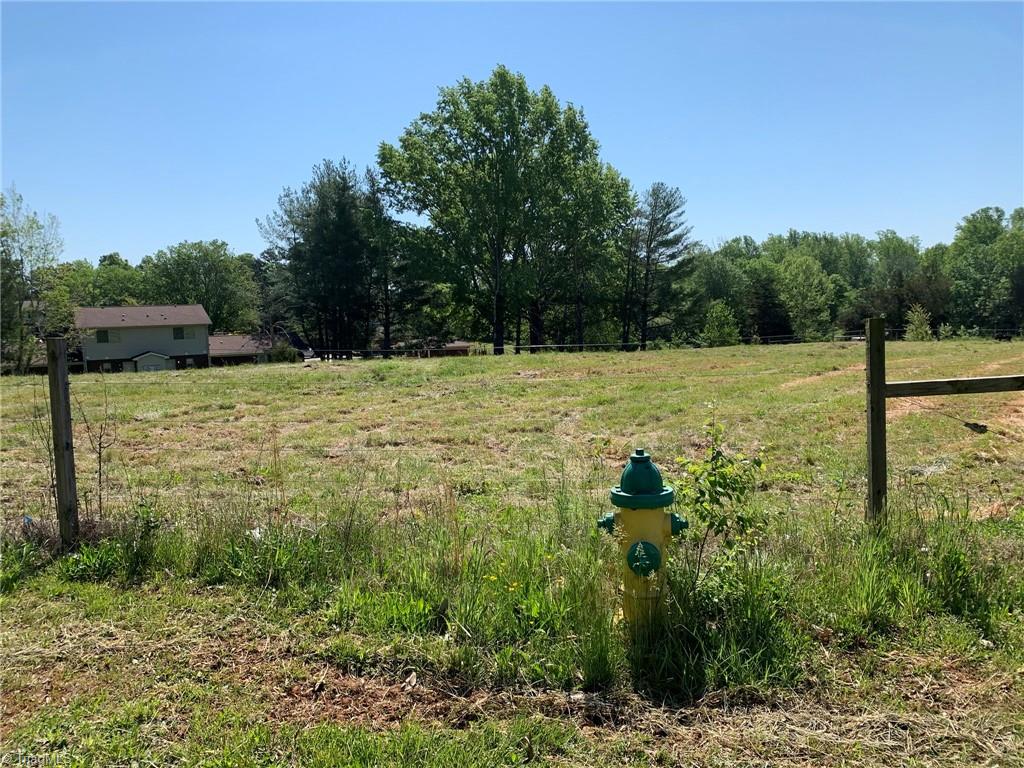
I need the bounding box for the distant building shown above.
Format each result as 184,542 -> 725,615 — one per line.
439,340 -> 473,357
209,333 -> 273,366
75,305 -> 211,372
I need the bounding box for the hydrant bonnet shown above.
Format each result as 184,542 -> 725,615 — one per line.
609,449 -> 675,509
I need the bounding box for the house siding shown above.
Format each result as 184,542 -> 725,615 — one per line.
82,325 -> 210,367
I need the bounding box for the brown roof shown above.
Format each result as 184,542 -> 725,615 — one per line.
75,305 -> 211,328
209,333 -> 273,357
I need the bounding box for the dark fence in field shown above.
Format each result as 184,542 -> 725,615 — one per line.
5,326 -> 1022,550
308,327 -> 1022,360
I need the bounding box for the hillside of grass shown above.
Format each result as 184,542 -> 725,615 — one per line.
1,341 -> 1022,766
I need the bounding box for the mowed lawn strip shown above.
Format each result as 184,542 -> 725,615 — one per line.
2,341 -> 1022,522
2,574 -> 1022,766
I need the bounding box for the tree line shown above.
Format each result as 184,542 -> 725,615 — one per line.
3,66 -> 1022,371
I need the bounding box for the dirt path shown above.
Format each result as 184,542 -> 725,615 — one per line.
886,352 -> 1023,421
780,363 -> 864,390
4,596 -> 1021,767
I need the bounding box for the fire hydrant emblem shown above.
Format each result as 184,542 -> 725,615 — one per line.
598,449 -> 686,624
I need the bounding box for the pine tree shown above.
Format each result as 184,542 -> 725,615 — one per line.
904,303 -> 933,341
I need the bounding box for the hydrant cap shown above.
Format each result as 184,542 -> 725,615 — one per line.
609,449 -> 675,509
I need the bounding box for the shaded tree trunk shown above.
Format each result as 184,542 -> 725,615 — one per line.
638,297 -> 649,351
382,277 -> 392,359
492,247 -> 505,355
574,288 -> 585,351
620,252 -> 637,349
528,299 -> 544,354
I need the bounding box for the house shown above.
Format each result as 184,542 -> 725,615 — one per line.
209,333 -> 273,366
74,305 -> 211,372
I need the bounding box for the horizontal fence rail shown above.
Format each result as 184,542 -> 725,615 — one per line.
864,317 -> 1024,524
886,375 -> 1024,399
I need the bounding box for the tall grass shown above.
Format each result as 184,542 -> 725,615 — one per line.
780,497 -> 1023,645
3,461 -> 1020,700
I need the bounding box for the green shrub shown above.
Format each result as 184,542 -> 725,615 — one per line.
700,300 -> 741,347
268,341 -> 301,363
625,429 -> 797,700
904,304 -> 934,341
673,423 -> 765,552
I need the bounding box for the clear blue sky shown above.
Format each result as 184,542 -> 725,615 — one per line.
3,2 -> 1022,263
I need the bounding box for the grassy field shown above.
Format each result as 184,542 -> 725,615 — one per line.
1,341 -> 1023,766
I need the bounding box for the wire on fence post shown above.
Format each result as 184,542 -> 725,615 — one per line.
46,336 -> 79,551
865,318 -> 887,524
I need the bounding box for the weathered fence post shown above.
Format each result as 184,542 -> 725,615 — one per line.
863,319 -> 1021,523
46,336 -> 79,550
865,318 -> 886,523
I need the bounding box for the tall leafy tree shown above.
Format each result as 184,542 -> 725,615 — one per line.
362,169 -> 402,353
995,210 -> 1024,330
379,67 -> 533,354
260,159 -> 371,352
93,253 -> 143,306
869,229 -> 921,327
242,251 -> 295,337
778,253 -> 834,340
379,65 -> 630,354
531,110 -> 632,349
741,257 -> 791,340
36,259 -> 97,335
141,240 -> 258,333
1,187 -> 63,372
945,207 -> 1017,330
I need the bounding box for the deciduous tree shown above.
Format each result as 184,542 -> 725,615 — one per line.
141,240 -> 258,333
1,187 -> 63,372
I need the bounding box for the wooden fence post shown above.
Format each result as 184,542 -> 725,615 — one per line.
46,336 -> 79,550
865,318 -> 887,523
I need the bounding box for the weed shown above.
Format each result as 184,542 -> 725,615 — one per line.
119,504 -> 160,583
0,538 -> 46,593
55,539 -> 122,582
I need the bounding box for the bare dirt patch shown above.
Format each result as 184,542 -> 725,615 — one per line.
269,649 -> 1023,766
994,393 -> 1024,433
887,396 -> 930,418
781,364 -> 865,390
977,353 -> 1024,375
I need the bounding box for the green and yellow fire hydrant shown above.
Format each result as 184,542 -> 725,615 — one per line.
598,449 -> 686,625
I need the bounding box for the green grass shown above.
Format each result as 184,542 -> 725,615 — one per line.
2,341 -> 1022,765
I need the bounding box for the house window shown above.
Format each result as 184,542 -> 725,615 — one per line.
101,362 -> 112,373
97,330 -> 109,343
185,357 -> 195,368
173,327 -> 196,340
173,327 -> 184,340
